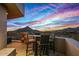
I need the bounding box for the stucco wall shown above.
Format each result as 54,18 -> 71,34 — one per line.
55,37 -> 79,56
0,5 -> 7,50
0,48 -> 16,56
55,37 -> 66,54
65,38 -> 79,56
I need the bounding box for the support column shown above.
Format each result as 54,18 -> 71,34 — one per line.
0,5 -> 7,50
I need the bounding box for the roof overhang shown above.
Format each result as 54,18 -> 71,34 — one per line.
1,3 -> 24,19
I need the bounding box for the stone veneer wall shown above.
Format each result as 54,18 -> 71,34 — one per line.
0,5 -> 7,50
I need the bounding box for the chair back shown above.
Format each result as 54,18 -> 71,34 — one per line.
28,35 -> 34,39
40,34 -> 50,44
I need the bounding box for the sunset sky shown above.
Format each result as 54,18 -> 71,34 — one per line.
7,3 -> 79,31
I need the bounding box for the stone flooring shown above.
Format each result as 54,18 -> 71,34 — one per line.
7,40 -> 26,56
7,40 -> 65,56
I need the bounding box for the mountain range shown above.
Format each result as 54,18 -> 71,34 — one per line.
7,26 -> 79,39
7,26 -> 43,39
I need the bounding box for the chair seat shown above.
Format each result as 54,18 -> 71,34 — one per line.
39,44 -> 50,45
27,48 -> 33,51
29,39 -> 35,42
26,39 -> 36,56
25,39 -> 35,44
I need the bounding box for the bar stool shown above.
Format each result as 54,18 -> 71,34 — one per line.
25,34 -> 36,56
20,32 -> 27,43
39,34 -> 50,56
